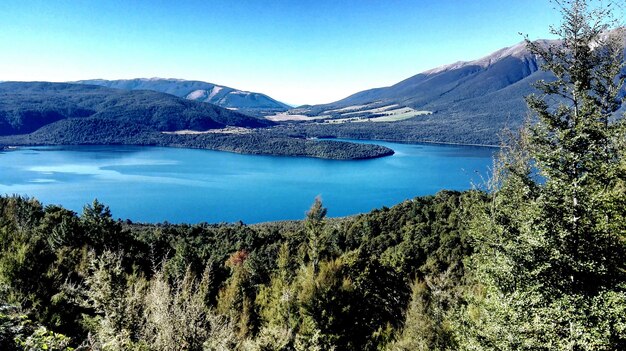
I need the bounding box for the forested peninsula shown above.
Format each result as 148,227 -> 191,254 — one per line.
0,127 -> 394,160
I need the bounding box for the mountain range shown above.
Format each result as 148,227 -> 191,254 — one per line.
75,78 -> 291,116
327,40 -> 551,109
0,82 -> 274,136
287,35 -> 624,145
279,40 -> 551,145
1,34 -> 624,152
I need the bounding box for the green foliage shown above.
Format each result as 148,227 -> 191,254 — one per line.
459,1 -> 626,350
303,197 -> 329,273
255,243 -> 298,339
16,325 -> 74,351
388,268 -> 461,351
0,187 -> 477,350
81,200 -> 123,251
142,265 -> 224,351
1,304 -> 73,351
216,250 -> 255,339
387,280 -> 437,351
1,305 -> 29,350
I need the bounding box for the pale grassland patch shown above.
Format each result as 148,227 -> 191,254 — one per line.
265,113 -> 327,122
340,104 -> 400,116
322,104 -> 368,114
162,127 -> 252,135
324,107 -> 431,123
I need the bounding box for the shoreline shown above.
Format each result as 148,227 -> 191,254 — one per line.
315,136 -> 500,148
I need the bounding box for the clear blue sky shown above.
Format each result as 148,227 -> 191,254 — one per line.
0,0 -> 562,105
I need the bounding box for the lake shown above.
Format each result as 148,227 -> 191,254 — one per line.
0,141 -> 495,223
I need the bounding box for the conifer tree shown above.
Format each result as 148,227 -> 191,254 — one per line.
304,197 -> 328,274
255,242 -> 297,347
460,1 -> 626,349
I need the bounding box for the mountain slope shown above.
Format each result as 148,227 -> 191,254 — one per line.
0,82 -> 273,136
294,33 -> 625,145
308,40 -> 550,114
289,40 -> 567,144
76,78 -> 291,116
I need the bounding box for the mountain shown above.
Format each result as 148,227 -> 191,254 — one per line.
337,41 -> 543,106
291,35 -> 624,145
0,82 -> 273,136
75,78 -> 291,116
286,41 -> 551,144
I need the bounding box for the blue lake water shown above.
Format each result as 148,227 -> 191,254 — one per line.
0,141 -> 495,224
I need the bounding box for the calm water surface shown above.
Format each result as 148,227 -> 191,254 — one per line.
0,141 -> 495,223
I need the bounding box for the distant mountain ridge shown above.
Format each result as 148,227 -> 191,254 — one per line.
302,39 -> 550,116
76,78 -> 291,116
293,35 -> 625,145
0,81 -> 272,136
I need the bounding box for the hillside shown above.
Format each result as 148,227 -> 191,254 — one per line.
76,78 -> 291,116
287,36 -> 625,145
329,40 -> 550,109
0,82 -> 273,136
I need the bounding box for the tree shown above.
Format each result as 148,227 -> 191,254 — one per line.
81,199 -> 124,252
524,0 -> 626,296
216,250 -> 255,340
255,242 -> 297,348
303,197 -> 329,274
460,1 -> 626,349
387,280 -> 435,351
389,268 -> 459,351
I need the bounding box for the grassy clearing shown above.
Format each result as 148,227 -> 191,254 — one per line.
324,107 -> 432,123
366,108 -> 432,122
341,104 -> 400,116
323,104 -> 368,114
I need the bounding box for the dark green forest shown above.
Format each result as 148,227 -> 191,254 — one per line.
1,1 -> 626,350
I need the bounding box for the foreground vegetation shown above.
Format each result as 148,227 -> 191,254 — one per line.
0,190 -> 480,350
1,1 -> 625,350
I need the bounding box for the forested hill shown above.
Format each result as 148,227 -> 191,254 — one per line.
0,82 -> 273,136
